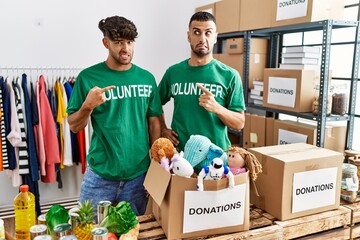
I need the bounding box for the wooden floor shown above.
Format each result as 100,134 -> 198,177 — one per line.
3,203 -> 359,240
137,205 -> 352,240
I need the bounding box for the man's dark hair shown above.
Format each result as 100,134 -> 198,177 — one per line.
98,16 -> 138,41
188,11 -> 216,28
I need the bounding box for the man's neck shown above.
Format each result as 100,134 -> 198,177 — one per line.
188,55 -> 213,67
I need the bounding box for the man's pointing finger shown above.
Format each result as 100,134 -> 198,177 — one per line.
100,85 -> 116,93
196,83 -> 212,95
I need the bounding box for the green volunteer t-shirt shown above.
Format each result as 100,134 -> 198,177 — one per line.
67,62 -> 163,180
158,59 -> 246,151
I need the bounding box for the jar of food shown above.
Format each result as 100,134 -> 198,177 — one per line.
312,84 -> 333,115
341,163 -> 359,203
332,84 -> 348,115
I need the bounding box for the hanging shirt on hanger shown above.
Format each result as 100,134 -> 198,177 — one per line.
12,78 -> 30,175
37,75 -> 60,183
0,77 -> 9,169
6,80 -> 23,187
21,74 -> 40,182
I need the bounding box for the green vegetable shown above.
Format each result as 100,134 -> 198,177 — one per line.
99,201 -> 138,236
46,204 -> 70,234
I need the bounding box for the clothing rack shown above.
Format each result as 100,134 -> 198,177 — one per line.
0,66 -> 84,83
0,66 -> 84,71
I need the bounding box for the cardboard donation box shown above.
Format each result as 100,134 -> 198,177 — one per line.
239,0 -> 272,31
144,161 -> 250,239
273,119 -> 347,153
216,38 -> 268,89
195,3 -> 215,16
263,68 -> 319,112
271,0 -> 345,27
248,143 -> 343,221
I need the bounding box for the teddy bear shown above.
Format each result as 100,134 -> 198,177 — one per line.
150,137 -> 176,172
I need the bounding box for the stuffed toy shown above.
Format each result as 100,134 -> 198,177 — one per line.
150,138 -> 176,172
169,151 -> 194,178
197,157 -> 234,191
183,135 -> 227,174
227,146 -> 262,181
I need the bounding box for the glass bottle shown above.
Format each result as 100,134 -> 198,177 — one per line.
341,163 -> 359,203
14,184 -> 36,240
332,84 -> 348,115
0,218 -> 5,239
312,84 -> 333,115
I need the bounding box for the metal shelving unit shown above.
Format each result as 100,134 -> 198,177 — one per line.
218,20 -> 360,148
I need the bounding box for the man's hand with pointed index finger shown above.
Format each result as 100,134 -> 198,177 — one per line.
84,85 -> 116,110
196,83 -> 220,114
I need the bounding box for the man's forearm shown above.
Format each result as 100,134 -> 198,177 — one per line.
67,106 -> 92,133
216,108 -> 245,131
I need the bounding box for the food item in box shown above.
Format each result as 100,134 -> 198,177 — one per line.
341,163 -> 359,203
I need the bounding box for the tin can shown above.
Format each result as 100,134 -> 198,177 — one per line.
97,200 -> 111,224
60,235 -> 78,240
68,211 -> 79,234
30,224 -> 48,239
33,235 -> 52,240
91,227 -> 108,240
53,223 -> 72,240
37,214 -> 47,225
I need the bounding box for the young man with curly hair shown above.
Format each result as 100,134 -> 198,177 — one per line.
67,16 -> 162,217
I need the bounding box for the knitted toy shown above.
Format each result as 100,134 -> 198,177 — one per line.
197,157 -> 234,191
169,151 -> 194,178
183,135 -> 227,174
150,138 -> 176,172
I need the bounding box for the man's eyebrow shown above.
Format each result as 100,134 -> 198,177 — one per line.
192,27 -> 214,31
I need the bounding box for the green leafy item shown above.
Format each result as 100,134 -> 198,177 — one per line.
99,201 -> 138,236
46,204 -> 70,234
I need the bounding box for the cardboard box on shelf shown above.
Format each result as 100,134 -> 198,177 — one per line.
263,68 -> 320,113
239,0 -> 273,31
249,114 -> 266,148
243,113 -> 251,148
273,119 -> 347,153
195,3 -> 215,15
248,143 -> 344,221
266,117 -> 275,146
216,38 -> 268,89
215,0 -> 241,34
144,161 -> 250,239
271,0 -> 345,27
215,0 -> 273,33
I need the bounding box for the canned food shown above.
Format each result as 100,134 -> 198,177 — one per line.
30,224 -> 48,239
53,223 -> 72,240
91,227 -> 108,240
68,212 -> 79,234
60,235 -> 78,240
97,200 -> 111,224
33,235 -> 52,240
37,214 -> 47,225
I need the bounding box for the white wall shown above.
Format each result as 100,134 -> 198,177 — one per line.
0,0 -> 217,209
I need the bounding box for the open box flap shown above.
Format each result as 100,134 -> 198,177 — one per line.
144,161 -> 171,207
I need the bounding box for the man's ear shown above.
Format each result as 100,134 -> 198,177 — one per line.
102,37 -> 109,49
187,31 -> 190,43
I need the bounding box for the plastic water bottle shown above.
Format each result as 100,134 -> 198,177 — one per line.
14,184 -> 36,240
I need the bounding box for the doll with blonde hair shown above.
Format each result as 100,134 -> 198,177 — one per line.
227,146 -> 262,181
